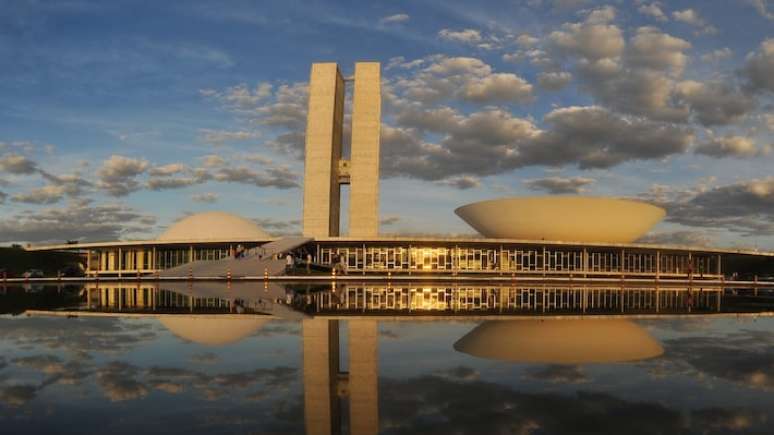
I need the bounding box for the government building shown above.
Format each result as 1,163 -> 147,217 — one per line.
27,62 -> 774,280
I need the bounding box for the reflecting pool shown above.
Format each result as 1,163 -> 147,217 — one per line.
1,282 -> 773,434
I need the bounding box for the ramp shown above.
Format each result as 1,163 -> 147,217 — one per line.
159,236 -> 313,278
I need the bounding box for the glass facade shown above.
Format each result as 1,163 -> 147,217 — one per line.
309,285 -> 723,314
84,241 -> 722,279
316,242 -> 722,277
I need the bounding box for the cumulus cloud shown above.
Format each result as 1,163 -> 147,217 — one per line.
390,56 -> 533,105
637,230 -> 713,246
148,163 -> 187,177
0,199 -> 157,243
191,192 -> 218,203
146,176 -> 202,190
744,38 -> 774,93
378,374 -> 770,434
516,34 -> 540,48
199,129 -> 260,146
549,16 -> 624,61
0,385 -> 37,407
438,28 -> 483,44
524,176 -> 595,194
211,165 -> 298,189
380,215 -> 401,226
550,18 -> 755,126
0,153 -> 37,174
11,185 -> 67,204
253,217 -> 300,235
463,73 -> 533,103
627,27 -> 691,76
746,0 -> 774,20
672,9 -> 718,35
438,175 -> 481,190
638,2 -> 668,21
199,82 -> 273,109
525,365 -> 589,383
701,48 -> 733,63
382,105 -> 692,183
675,81 -> 756,126
96,155 -> 149,196
695,135 -> 770,158
537,71 -> 572,90
96,361 -> 149,402
647,177 -> 774,236
525,106 -> 692,169
380,13 -> 409,24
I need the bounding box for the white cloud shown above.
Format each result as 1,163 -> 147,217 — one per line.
0,199 -> 157,243
11,185 -> 67,204
586,6 -> 616,24
747,0 -> 774,20
437,175 -> 481,190
672,9 -> 718,35
96,155 -> 149,196
537,71 -> 572,90
389,56 -> 533,104
701,48 -> 733,62
380,13 -> 410,24
695,135 -> 769,158
675,80 -> 755,126
199,129 -> 260,145
191,192 -> 218,203
148,163 -> 187,177
524,176 -> 595,194
463,73 -> 533,103
744,38 -> 774,93
0,153 -> 37,174
516,34 -> 540,48
638,3 -> 668,21
627,27 -> 691,76
438,28 -> 483,44
550,24 -> 623,62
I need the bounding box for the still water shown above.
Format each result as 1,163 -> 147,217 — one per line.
1,282 -> 773,434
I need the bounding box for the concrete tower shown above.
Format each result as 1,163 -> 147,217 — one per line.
303,63 -> 345,238
302,62 -> 381,238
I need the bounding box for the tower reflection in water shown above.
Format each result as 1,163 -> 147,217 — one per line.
83,282 -> 703,435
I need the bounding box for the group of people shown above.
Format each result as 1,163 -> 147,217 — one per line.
285,250 -> 315,274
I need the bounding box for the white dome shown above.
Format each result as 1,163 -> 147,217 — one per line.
160,316 -> 270,346
158,211 -> 270,241
455,196 -> 665,243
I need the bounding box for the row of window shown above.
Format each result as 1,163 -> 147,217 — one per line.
312,286 -> 722,312
317,245 -> 720,275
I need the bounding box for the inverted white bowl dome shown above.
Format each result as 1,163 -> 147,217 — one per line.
455,196 -> 665,243
453,319 -> 663,364
160,316 -> 269,346
158,211 -> 270,241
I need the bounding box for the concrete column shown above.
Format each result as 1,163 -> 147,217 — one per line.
303,319 -> 341,435
303,63 -> 345,237
349,62 -> 381,237
348,320 -> 379,435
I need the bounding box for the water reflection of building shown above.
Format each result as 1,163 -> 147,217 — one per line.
307,284 -> 722,315
303,319 -> 379,435
82,281 -> 288,315
454,319 -> 664,364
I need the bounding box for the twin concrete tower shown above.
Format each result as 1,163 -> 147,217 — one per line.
302,62 -> 381,238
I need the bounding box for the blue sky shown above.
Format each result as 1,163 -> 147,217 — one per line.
0,0 -> 773,248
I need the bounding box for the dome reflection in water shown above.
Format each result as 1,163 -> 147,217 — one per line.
454,319 -> 664,364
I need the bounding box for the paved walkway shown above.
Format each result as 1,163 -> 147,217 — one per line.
159,236 -> 312,278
